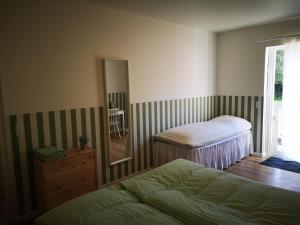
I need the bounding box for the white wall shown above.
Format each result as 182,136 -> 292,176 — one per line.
0,0 -> 216,115
217,18 -> 300,96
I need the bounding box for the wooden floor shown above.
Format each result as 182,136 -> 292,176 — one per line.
110,134 -> 129,162
225,156 -> 300,192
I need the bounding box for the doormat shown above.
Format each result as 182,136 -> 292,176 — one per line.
261,156 -> 300,173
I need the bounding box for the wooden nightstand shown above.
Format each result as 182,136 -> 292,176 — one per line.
34,148 -> 97,213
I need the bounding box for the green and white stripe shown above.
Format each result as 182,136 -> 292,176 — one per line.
8,95 -> 263,216
216,95 -> 264,153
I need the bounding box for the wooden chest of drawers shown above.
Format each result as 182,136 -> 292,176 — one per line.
34,149 -> 97,213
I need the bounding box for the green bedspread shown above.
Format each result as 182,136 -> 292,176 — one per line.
36,159 -> 300,225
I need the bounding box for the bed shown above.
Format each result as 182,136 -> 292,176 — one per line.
154,115 -> 253,169
36,159 -> 300,225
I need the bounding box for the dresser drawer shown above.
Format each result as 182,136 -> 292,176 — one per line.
34,149 -> 97,213
43,157 -> 95,181
45,169 -> 96,194
42,151 -> 94,171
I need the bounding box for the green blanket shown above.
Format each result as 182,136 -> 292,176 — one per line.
35,185 -> 184,225
33,146 -> 65,161
36,159 -> 300,225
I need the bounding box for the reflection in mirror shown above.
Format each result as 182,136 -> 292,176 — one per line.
104,59 -> 131,165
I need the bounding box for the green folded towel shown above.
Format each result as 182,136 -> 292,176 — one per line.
34,152 -> 65,162
33,146 -> 65,162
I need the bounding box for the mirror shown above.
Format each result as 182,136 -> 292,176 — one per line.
103,59 -> 132,165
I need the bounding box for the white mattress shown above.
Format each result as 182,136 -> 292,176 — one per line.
154,116 -> 252,148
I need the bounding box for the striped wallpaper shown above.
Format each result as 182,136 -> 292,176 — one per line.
8,95 -> 263,216
217,95 -> 264,154
108,92 -> 127,110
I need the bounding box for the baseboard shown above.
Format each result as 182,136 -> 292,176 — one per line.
250,152 -> 266,158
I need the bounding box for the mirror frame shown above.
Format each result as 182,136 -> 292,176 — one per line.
103,58 -> 132,165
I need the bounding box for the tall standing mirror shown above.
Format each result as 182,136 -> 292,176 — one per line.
103,59 -> 132,165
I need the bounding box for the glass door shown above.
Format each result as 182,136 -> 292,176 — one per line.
262,46 -> 284,157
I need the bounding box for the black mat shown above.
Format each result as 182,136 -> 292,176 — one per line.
261,156 -> 300,173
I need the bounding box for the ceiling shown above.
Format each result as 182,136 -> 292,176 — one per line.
87,0 -> 300,32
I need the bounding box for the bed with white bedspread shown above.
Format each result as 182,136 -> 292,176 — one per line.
154,115 -> 253,169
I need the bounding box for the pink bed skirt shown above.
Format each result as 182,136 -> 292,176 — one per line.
154,131 -> 253,170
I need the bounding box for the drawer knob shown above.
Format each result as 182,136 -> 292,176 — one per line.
81,161 -> 86,165
72,165 -> 76,168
